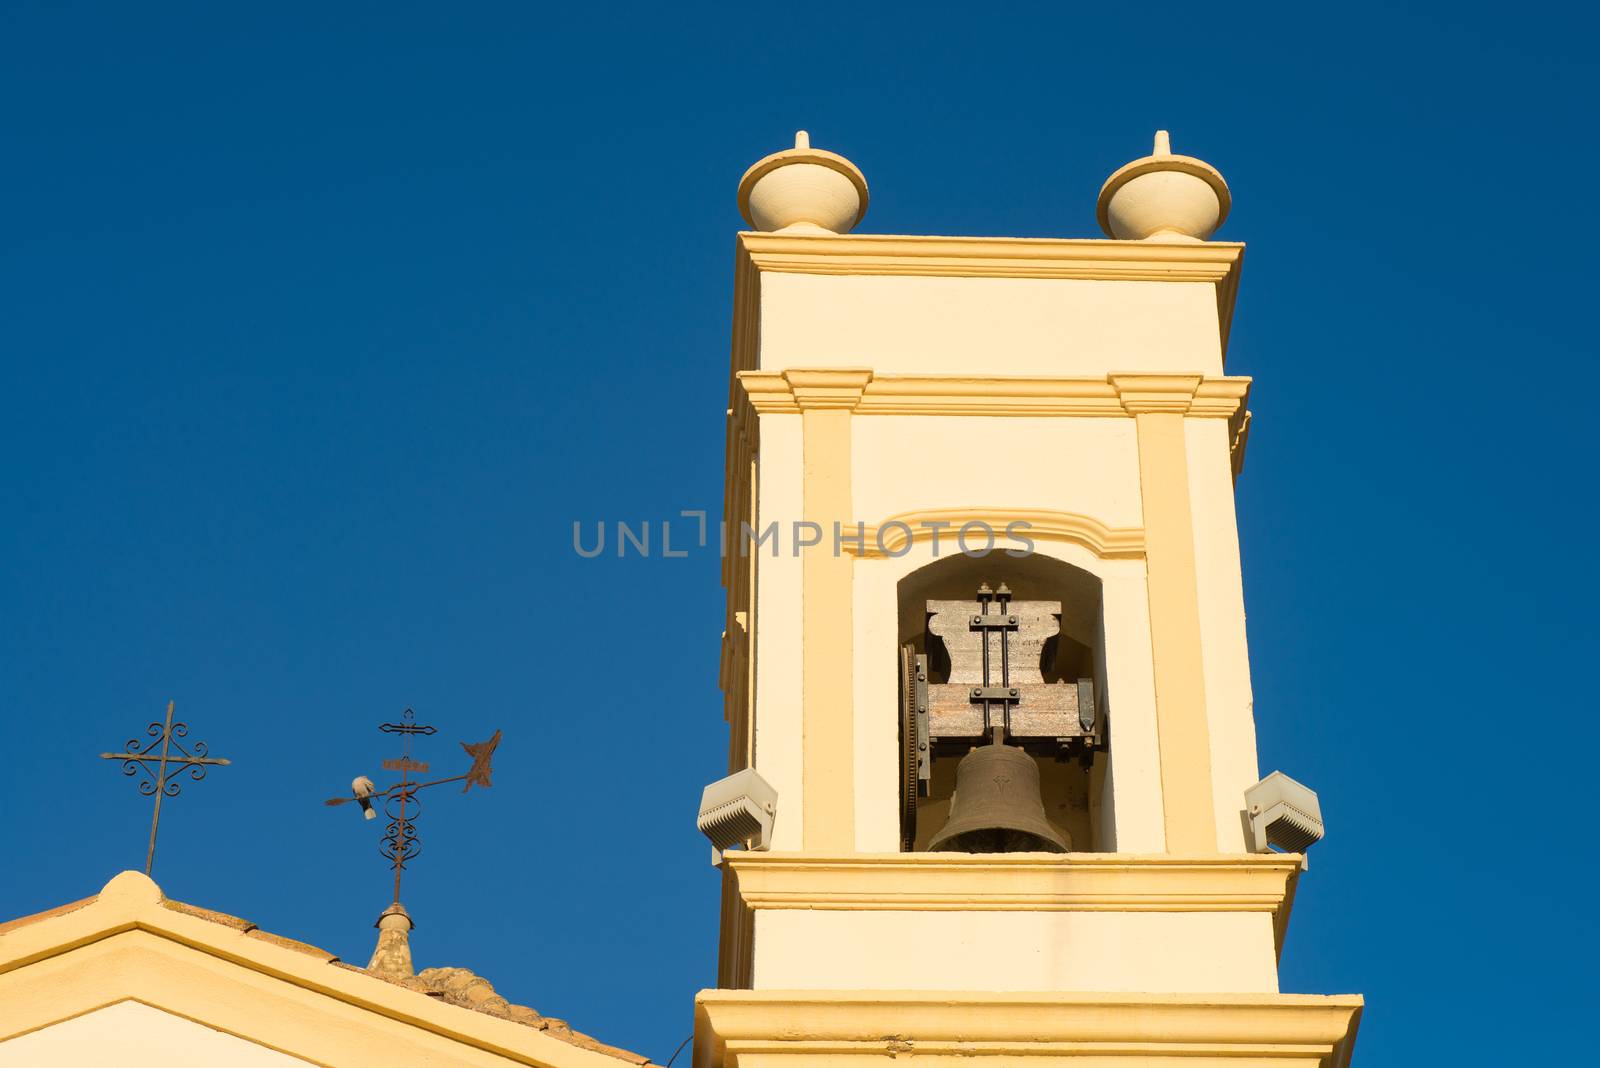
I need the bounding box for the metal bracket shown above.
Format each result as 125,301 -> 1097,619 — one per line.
913,654 -> 931,796
1077,678 -> 1097,735
969,614 -> 1019,629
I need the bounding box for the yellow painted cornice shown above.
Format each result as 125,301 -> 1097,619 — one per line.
1110,372 -> 1202,413
735,231 -> 1245,355
846,508 -> 1146,559
737,370 -> 1251,419
1107,372 -> 1253,417
722,851 -> 1297,913
722,852 -> 1301,958
695,989 -> 1362,1068
776,368 -> 873,410
738,231 -> 1243,283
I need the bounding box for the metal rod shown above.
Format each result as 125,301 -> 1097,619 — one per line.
145,701 -> 175,875
384,773 -> 466,797
392,782 -> 406,904
100,752 -> 230,766
978,585 -> 992,739
393,724 -> 413,903
324,772 -> 469,808
997,585 -> 1012,738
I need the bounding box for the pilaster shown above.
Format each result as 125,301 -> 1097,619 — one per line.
792,370 -> 871,851
1112,374 -> 1217,853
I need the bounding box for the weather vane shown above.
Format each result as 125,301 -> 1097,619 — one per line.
100,700 -> 232,876
326,708 -> 501,903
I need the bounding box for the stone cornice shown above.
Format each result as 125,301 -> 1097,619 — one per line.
738,370 -> 1251,418
695,989 -> 1362,1068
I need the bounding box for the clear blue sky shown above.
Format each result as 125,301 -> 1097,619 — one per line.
2,3 -> 1595,1063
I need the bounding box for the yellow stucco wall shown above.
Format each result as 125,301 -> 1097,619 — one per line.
734,236 -> 1256,865
749,908 -> 1279,992
758,273 -> 1227,376
750,413 -> 804,851
1186,415 -> 1262,851
0,1001 -> 314,1067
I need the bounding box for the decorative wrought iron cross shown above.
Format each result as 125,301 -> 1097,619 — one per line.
100,700 -> 232,876
325,708 -> 501,903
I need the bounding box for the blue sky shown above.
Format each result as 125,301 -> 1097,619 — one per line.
2,2 -> 1596,1063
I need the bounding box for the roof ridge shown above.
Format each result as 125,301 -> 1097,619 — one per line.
1,876 -> 651,1066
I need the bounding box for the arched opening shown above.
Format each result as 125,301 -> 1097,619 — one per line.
896,552 -> 1110,853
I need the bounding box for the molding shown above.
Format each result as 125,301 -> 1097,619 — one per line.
722,852 -> 1300,915
728,244 -> 761,381
783,369 -> 873,410
738,232 -> 1244,283
735,232 -> 1245,358
695,989 -> 1362,1068
1231,408 -> 1253,480
851,374 -> 1121,416
1195,378 -> 1252,416
843,508 -> 1145,560
1110,373 -> 1202,413
721,852 -> 1301,960
738,370 -> 1250,419
1108,374 -> 1252,417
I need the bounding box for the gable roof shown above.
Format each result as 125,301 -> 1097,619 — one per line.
0,871 -> 650,1068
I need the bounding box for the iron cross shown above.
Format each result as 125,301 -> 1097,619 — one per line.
100,700 -> 232,876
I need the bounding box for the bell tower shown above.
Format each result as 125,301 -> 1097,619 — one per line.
698,132 -> 1363,1067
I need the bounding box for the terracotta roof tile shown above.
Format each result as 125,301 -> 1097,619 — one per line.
159,898 -> 255,932
157,897 -> 336,961
0,894 -> 98,936
386,965 -> 652,1064
245,927 -> 338,961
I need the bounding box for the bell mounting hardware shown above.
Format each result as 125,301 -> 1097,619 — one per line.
899,583 -> 1105,851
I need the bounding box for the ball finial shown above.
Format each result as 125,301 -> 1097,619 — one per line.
738,131 -> 868,234
1096,130 -> 1230,242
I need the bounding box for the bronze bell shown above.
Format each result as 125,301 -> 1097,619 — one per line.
929,742 -> 1069,853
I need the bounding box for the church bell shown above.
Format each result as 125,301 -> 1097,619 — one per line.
928,742 -> 1070,854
